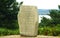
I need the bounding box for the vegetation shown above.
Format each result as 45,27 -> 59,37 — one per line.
0,0 -> 20,36
38,5 -> 60,36
0,0 -> 19,29
0,0 -> 60,36
0,28 -> 19,36
38,26 -> 60,36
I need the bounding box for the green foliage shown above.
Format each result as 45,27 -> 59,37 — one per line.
0,0 -> 19,29
49,10 -> 60,25
38,27 -> 52,36
39,6 -> 60,36
39,17 -> 52,27
20,1 -> 23,5
0,28 -> 19,36
38,26 -> 60,36
58,5 -> 60,9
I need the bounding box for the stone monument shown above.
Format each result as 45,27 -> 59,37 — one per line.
18,5 -> 38,37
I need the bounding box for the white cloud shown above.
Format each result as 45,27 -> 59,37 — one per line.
16,0 -> 60,9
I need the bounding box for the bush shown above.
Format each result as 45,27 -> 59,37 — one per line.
0,28 -> 19,36
38,27 -> 53,36
0,20 -> 19,29
38,26 -> 60,36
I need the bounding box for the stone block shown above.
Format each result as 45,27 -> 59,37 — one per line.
18,5 -> 38,36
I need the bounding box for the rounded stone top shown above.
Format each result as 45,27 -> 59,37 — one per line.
20,5 -> 37,12
20,5 -> 37,9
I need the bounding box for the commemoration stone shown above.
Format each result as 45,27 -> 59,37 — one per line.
18,5 -> 38,36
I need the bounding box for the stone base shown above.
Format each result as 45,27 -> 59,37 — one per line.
20,35 -> 36,38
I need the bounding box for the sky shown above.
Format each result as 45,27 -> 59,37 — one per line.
16,0 -> 60,23
16,0 -> 60,9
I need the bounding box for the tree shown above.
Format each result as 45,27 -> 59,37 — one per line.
0,0 -> 19,29
58,5 -> 60,9
39,6 -> 60,27
39,17 -> 52,27
20,1 -> 23,5
49,9 -> 60,25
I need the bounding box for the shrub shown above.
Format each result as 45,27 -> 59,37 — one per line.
0,28 -> 19,36
38,26 -> 60,36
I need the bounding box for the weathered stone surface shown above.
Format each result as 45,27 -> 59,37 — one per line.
18,5 -> 38,36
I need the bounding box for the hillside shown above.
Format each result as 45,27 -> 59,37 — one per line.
38,9 -> 50,15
